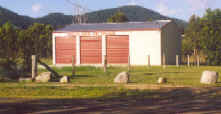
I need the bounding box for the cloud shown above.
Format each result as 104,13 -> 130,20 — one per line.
156,1 -> 180,16
32,3 -> 42,13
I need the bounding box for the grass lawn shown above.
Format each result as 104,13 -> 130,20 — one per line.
0,65 -> 221,99
1,66 -> 221,113
0,85 -> 128,99
39,65 -> 221,87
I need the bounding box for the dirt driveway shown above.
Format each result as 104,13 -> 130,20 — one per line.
1,87 -> 221,114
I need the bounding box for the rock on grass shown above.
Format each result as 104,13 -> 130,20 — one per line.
114,72 -> 130,84
200,71 -> 219,84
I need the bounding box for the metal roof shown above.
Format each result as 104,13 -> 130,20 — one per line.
55,20 -> 171,32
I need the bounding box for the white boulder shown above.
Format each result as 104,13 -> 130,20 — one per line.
60,76 -> 70,83
35,72 -> 51,83
200,71 -> 219,84
114,72 -> 129,84
158,77 -> 167,84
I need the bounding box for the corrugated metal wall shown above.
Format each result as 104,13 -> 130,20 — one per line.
80,36 -> 102,64
55,36 -> 76,64
161,22 -> 181,65
106,35 -> 129,64
54,34 -> 130,65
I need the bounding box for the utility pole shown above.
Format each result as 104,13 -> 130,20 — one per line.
66,0 -> 90,24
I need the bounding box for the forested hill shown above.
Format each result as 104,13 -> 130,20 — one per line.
86,5 -> 187,29
0,6 -> 33,28
0,6 -> 73,29
35,13 -> 73,29
0,5 -> 187,29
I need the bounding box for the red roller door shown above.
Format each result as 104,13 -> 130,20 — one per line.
80,36 -> 102,64
56,36 -> 76,64
106,35 -> 129,64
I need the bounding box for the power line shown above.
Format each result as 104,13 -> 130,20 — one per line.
66,0 -> 90,24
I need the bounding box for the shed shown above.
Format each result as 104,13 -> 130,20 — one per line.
52,20 -> 181,66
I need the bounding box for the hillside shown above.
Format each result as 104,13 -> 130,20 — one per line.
86,6 -> 186,29
0,6 -> 73,29
0,6 -> 33,28
87,6 -> 168,23
35,13 -> 73,28
0,5 -> 187,29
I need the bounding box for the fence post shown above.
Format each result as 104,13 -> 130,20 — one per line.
163,53 -> 166,69
104,55 -> 107,72
32,55 -> 37,79
197,55 -> 200,68
187,55 -> 190,67
176,55 -> 179,67
147,55 -> 151,67
72,56 -> 75,76
128,56 -> 130,71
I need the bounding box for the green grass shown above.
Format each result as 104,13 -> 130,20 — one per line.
0,86 -> 114,98
39,65 -> 221,87
0,84 -> 157,99
0,65 -> 221,99
41,58 -> 53,65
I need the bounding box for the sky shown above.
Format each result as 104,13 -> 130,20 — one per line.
0,0 -> 220,21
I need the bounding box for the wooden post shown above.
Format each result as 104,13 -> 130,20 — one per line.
197,55 -> 200,68
176,55 -> 179,67
32,55 -> 37,79
128,56 -> 130,71
72,56 -> 75,76
163,53 -> 166,69
148,55 -> 151,67
104,55 -> 107,72
187,55 -> 190,67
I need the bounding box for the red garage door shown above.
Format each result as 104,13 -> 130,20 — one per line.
80,36 -> 102,64
56,36 -> 76,64
106,35 -> 129,64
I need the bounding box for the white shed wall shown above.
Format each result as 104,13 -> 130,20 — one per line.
116,31 -> 162,66
53,30 -> 162,66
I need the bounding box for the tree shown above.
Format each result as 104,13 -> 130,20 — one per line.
0,22 -> 20,77
183,15 -> 202,55
199,9 -> 221,65
0,22 -> 19,61
19,23 -> 53,72
147,18 -> 153,22
107,12 -> 129,23
0,21 -> 53,78
183,8 -> 221,65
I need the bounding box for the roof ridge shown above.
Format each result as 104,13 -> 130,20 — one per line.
55,20 -> 172,32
